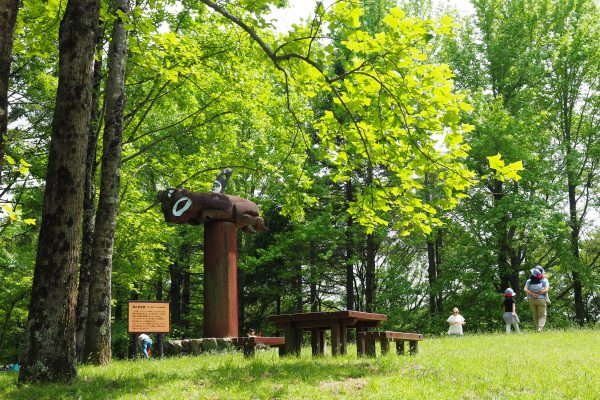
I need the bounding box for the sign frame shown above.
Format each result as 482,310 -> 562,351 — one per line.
128,300 -> 170,334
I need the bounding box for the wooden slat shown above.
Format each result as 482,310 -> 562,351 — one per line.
232,336 -> 285,346
268,310 -> 387,324
358,331 -> 423,341
273,318 -> 383,330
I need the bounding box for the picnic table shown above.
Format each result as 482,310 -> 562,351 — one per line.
268,310 -> 387,356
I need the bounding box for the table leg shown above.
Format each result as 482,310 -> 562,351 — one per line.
365,337 -> 376,357
357,334 -> 365,357
409,340 -> 418,355
340,325 -> 348,355
381,338 -> 389,355
331,324 -> 341,356
285,326 -> 302,356
311,329 -> 324,356
355,323 -> 366,357
396,340 -> 405,355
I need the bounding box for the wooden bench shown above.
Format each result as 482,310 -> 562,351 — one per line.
358,331 -> 423,357
232,336 -> 285,357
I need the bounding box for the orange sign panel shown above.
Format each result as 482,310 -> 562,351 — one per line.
128,301 -> 170,333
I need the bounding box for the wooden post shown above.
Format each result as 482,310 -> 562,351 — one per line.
409,340 -> 418,355
396,340 -> 405,355
156,334 -> 164,358
365,337 -> 376,357
311,329 -> 324,356
381,337 -> 390,355
204,221 -> 238,338
133,334 -> 139,360
331,324 -> 341,356
285,326 -> 301,356
340,325 -> 348,355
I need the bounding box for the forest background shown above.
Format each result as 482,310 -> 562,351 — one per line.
0,0 -> 598,382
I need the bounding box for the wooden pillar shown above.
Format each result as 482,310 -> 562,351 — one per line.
381,338 -> 389,355
156,334 -> 164,358
311,329 -> 324,355
285,326 -> 301,356
409,340 -> 418,355
331,324 -> 341,356
204,221 -> 238,338
396,340 -> 405,355
340,325 -> 348,355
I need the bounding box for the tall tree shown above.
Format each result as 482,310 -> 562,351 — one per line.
76,20 -> 104,363
446,0 -> 551,293
83,0 -> 129,364
19,0 -> 101,382
545,0 -> 600,325
0,0 -> 19,185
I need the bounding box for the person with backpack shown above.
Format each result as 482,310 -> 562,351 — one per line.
524,267 -> 550,332
502,288 -> 520,334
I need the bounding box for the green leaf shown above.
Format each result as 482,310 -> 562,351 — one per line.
487,154 -> 505,171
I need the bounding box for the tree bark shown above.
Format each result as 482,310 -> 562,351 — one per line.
0,0 -> 19,184
427,231 -> 443,314
491,180 -> 519,292
566,131 -> 585,325
293,262 -> 302,312
169,260 -> 182,326
365,233 -> 376,312
309,240 -> 318,312
19,0 -> 101,383
76,21 -> 104,364
83,0 -> 129,365
155,272 -> 163,301
345,180 -> 355,310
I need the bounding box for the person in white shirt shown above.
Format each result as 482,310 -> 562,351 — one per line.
447,307 -> 466,335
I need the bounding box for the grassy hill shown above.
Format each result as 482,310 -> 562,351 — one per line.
1,329 -> 598,399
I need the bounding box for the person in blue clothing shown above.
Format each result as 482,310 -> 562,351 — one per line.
524,267 -> 550,332
138,333 -> 153,358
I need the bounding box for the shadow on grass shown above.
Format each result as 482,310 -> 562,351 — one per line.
0,352 -> 418,399
1,373 -> 154,400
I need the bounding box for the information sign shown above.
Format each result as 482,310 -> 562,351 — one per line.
128,301 -> 170,333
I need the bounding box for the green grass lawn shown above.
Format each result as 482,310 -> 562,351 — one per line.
1,329 -> 598,399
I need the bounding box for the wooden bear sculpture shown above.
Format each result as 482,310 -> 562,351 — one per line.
156,188 -> 266,233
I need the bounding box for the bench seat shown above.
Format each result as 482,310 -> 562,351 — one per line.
357,331 -> 423,356
232,336 -> 285,357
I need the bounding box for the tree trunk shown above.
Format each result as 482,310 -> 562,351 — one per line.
427,231 -> 443,314
566,141 -> 585,325
76,21 -> 104,363
155,272 -> 163,301
19,0 -> 101,383
492,180 -> 516,293
0,0 -> 19,184
309,239 -> 318,312
424,174 -> 443,313
435,233 -> 443,312
238,264 -> 245,334
83,0 -> 129,365
294,262 -> 302,312
365,233 -> 376,312
169,260 -> 182,326
182,261 -> 191,326
345,180 -> 355,310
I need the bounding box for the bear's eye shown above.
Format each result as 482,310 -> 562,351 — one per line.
172,196 -> 192,216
